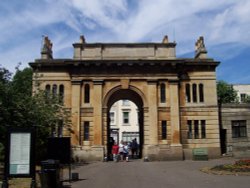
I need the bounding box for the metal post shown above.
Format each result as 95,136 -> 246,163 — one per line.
1,179 -> 9,188
69,164 -> 72,182
30,176 -> 37,188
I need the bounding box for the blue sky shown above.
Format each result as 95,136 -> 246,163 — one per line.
0,0 -> 250,83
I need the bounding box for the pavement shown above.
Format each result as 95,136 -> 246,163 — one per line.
65,158 -> 250,188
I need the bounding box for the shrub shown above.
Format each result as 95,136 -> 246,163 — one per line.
235,159 -> 250,166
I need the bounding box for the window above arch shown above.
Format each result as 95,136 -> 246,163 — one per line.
84,84 -> 90,103
160,83 -> 166,103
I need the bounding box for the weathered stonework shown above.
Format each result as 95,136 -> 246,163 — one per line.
30,35 -> 220,161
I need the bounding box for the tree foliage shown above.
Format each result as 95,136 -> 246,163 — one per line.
0,65 -> 71,161
217,80 -> 238,104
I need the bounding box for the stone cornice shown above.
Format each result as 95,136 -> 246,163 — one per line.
72,42 -> 177,48
29,59 -> 220,68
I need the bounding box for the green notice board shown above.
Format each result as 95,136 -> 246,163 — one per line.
193,148 -> 208,161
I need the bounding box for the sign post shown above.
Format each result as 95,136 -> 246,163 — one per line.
2,127 -> 36,188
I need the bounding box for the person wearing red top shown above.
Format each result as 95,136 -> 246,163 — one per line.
112,142 -> 119,162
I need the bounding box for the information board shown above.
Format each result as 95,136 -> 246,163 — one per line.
4,127 -> 35,178
9,133 -> 31,175
2,128 -> 36,188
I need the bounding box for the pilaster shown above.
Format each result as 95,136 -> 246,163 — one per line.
93,80 -> 103,146
71,80 -> 81,145
147,80 -> 158,145
169,79 -> 181,146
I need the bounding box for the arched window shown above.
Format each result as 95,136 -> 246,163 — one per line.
59,84 -> 64,104
45,84 -> 50,97
52,84 -> 57,98
160,83 -> 166,103
185,84 -> 191,103
84,84 -> 90,103
192,84 -> 197,102
199,84 -> 204,102
58,120 -> 63,137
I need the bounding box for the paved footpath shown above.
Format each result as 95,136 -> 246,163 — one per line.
68,158 -> 249,188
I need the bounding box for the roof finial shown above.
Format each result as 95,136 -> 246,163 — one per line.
162,35 -> 169,43
195,36 -> 207,59
80,35 -> 86,44
41,36 -> 53,59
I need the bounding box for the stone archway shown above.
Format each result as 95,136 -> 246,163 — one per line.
104,87 -> 144,159
30,35 -> 221,161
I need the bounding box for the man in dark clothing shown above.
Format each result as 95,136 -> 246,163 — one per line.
131,138 -> 138,159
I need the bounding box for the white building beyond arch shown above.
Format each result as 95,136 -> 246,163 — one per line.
109,100 -> 139,144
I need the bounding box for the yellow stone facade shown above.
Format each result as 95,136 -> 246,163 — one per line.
30,35 -> 221,161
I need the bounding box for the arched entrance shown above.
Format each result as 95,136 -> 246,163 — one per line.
105,88 -> 144,159
31,35 -> 221,161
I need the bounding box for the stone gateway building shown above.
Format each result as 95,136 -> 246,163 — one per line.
30,35 -> 221,161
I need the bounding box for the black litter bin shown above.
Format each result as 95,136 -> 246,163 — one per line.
40,159 -> 61,188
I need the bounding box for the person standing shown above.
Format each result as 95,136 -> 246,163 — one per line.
118,140 -> 125,161
131,138 -> 138,159
123,142 -> 129,162
112,142 -> 119,162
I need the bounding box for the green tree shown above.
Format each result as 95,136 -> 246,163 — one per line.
217,80 -> 238,104
0,65 -> 72,161
0,66 -> 12,161
0,66 -> 12,143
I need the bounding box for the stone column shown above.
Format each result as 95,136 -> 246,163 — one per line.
71,80 -> 81,145
93,80 -> 103,146
147,80 -> 158,145
169,80 -> 181,146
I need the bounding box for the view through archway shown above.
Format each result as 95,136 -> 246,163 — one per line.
106,89 -> 144,160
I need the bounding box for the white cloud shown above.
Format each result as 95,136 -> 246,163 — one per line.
61,0 -> 250,50
1,0 -> 250,83
67,0 -> 128,31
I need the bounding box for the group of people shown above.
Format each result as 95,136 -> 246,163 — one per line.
112,138 -> 138,162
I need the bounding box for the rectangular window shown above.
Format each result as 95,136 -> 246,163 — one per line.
161,121 -> 167,139
110,112 -> 115,125
84,121 -> 90,141
122,132 -> 139,143
187,120 -> 192,139
201,120 -> 206,139
194,120 -> 199,139
123,112 -> 129,124
232,120 -> 247,138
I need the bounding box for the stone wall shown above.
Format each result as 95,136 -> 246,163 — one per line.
221,104 -> 250,158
